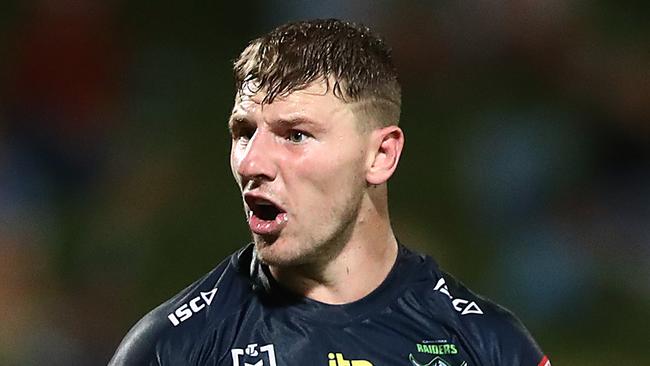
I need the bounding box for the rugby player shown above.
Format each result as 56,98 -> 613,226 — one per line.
109,19 -> 551,366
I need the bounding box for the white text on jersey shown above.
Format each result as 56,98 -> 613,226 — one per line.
167,286 -> 218,326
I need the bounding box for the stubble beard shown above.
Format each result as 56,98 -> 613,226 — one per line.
254,188 -> 364,269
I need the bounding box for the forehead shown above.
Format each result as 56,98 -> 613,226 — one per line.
230,80 -> 355,122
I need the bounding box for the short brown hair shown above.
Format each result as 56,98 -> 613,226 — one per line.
233,19 -> 401,127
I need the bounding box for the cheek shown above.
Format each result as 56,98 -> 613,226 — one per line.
295,151 -> 366,194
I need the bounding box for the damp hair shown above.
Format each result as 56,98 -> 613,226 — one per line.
233,19 -> 401,127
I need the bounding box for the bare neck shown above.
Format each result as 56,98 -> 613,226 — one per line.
269,193 -> 398,305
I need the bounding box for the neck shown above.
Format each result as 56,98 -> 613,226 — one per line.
269,193 -> 398,305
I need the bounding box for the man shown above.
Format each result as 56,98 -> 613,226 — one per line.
109,19 -> 551,366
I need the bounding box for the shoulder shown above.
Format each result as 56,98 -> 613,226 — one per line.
434,271 -> 549,366
108,245 -> 256,366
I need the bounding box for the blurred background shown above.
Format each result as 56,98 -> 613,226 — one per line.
0,0 -> 648,364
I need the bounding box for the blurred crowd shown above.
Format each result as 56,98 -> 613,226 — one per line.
0,1 -> 648,364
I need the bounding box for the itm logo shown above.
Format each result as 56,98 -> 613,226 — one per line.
328,352 -> 373,366
231,343 -> 277,366
167,285 -> 218,326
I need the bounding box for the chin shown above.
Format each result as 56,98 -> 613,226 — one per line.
254,236 -> 306,267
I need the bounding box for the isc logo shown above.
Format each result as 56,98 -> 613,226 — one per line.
328,353 -> 373,366
167,287 -> 218,326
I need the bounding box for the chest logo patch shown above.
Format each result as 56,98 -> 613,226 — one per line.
416,341 -> 458,355
410,340 -> 468,366
231,343 -> 277,366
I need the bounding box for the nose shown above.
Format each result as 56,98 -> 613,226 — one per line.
235,130 -> 277,183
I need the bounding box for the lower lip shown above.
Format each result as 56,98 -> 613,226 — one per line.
248,212 -> 288,235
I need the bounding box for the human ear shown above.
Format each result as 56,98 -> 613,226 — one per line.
366,126 -> 404,185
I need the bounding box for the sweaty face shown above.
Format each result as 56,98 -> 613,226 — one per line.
229,81 -> 372,267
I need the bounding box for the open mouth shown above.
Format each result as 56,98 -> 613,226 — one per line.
250,199 -> 283,221
244,194 -> 288,235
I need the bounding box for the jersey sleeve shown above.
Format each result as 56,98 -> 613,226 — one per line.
436,271 -> 550,366
485,306 -> 550,366
108,307 -> 167,366
108,247 -> 249,366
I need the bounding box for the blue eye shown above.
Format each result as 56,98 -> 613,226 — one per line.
287,130 -> 309,143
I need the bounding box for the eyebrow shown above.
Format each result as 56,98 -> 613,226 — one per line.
275,116 -> 316,127
273,116 -> 325,133
227,115 -> 254,137
229,115 -> 323,131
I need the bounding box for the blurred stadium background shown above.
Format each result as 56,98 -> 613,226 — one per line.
1,1 -> 648,364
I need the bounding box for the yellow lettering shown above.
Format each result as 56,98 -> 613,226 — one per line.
327,352 -> 373,366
